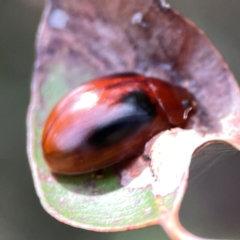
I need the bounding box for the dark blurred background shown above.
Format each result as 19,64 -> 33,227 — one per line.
1,0 -> 240,239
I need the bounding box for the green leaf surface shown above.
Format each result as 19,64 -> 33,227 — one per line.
28,49 -> 164,230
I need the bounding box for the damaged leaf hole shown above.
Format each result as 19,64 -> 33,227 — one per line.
180,142 -> 240,239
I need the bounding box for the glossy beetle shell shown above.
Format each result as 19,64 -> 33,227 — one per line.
42,73 -> 196,174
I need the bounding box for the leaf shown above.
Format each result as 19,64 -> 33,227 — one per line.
27,0 -> 240,239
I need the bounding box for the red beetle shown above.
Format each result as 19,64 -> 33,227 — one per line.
42,73 -> 196,174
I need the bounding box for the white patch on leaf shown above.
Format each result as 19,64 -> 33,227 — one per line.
49,9 -> 69,29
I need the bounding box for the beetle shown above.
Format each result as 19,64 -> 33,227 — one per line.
42,73 -> 196,174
